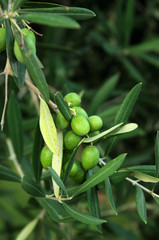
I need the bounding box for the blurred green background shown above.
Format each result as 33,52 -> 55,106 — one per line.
0,0 -> 159,239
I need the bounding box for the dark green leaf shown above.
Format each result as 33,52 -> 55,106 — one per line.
37,198 -> 73,222
0,164 -> 21,182
18,7 -> 96,20
16,13 -> 80,29
135,186 -> 147,224
0,0 -> 8,10
22,2 -> 61,8
7,91 -> 23,163
137,53 -> 159,68
88,73 -> 119,115
87,170 -> 102,233
32,120 -> 43,183
54,92 -> 72,121
104,178 -> 117,214
126,165 -> 156,176
12,24 -> 50,101
155,131 -> 159,178
16,62 -> 26,89
62,202 -> 106,225
116,0 -> 124,44
153,196 -> 159,207
22,176 -> 45,197
105,83 -> 142,154
73,153 -> 127,196
125,168 -> 159,183
0,16 -> 5,24
21,157 -> 34,179
110,171 -> 130,184
124,0 -> 134,46
13,0 -> 28,11
48,167 -> 67,196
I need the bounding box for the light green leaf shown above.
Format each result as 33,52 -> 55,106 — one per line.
88,73 -> 120,115
16,13 -> 80,29
62,202 -> 106,225
52,131 -> 63,198
135,186 -> 147,224
39,96 -> 59,155
16,216 -> 39,240
83,123 -> 123,143
129,170 -> 159,183
73,153 -> 127,196
155,131 -> 159,178
108,123 -> 138,137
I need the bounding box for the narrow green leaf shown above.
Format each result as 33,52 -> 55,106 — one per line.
48,167 -> 67,196
73,153 -> 127,196
153,196 -> 159,207
129,170 -> 159,183
12,24 -> 50,101
62,202 -> 106,225
0,0 -> 8,10
13,0 -> 28,11
54,92 -> 72,120
0,17 -> 5,23
135,186 -> 147,224
16,217 -> 39,240
110,171 -> 130,184
88,73 -> 120,115
0,164 -> 21,182
98,105 -> 120,124
83,123 -> 123,143
7,91 -> 23,163
126,165 -> 156,176
37,198 -> 73,222
16,13 -> 80,29
116,0 -> 124,44
39,96 -> 59,155
108,123 -> 138,137
137,53 -> 159,68
104,178 -> 117,214
155,131 -> 159,178
22,176 -> 45,197
87,170 -> 103,233
105,83 -> 142,154
22,2 -> 62,8
124,0 -> 134,46
18,7 -> 96,20
32,119 -> 43,183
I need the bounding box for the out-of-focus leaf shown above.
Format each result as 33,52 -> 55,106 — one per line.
37,198 -> 73,222
62,202 -> 106,225
16,13 -> 80,29
153,196 -> 159,207
7,91 -> 23,163
110,171 -> 130,184
54,92 -> 72,120
73,153 -> 127,196
22,176 -> 45,197
155,131 -> 159,178
12,24 -> 50,101
126,165 -> 156,176
0,0 -> 8,10
87,170 -> 102,233
119,57 -> 145,83
105,83 -> 142,154
88,73 -> 119,115
13,0 -> 28,11
116,0 -> 124,44
39,96 -> 59,155
135,186 -> 147,224
21,157 -> 34,179
137,53 -> 159,67
0,164 -> 21,182
104,178 -> 117,214
32,119 -> 43,183
83,123 -> 123,143
16,216 -> 39,240
18,7 -> 96,20
52,131 -> 63,198
124,0 -> 134,46
98,105 -> 120,124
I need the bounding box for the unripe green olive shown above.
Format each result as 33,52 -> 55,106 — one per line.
81,145 -> 99,170
64,160 -> 79,177
88,115 -> 103,132
64,131 -> 81,150
71,161 -> 85,183
64,92 -> 81,107
14,28 -> 36,63
71,115 -> 90,136
0,28 -> 6,52
55,112 -> 69,130
72,106 -> 88,119
40,146 -> 53,169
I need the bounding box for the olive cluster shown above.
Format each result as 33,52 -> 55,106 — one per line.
41,93 -> 103,183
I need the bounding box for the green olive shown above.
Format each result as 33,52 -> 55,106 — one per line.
14,28 -> 36,63
40,146 -> 53,169
72,106 -> 88,119
71,115 -> 90,136
55,112 -> 69,130
81,145 -> 99,170
89,130 -> 100,137
0,28 -> 6,52
64,131 -> 81,150
88,115 -> 103,132
71,161 -> 85,183
64,92 -> 81,107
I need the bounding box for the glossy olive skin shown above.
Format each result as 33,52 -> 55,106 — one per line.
55,112 -> 69,130
40,146 -> 53,169
64,131 -> 81,150
72,106 -> 88,119
0,28 -> 6,52
81,145 -> 99,170
71,161 -> 85,183
71,115 -> 90,136
64,93 -> 81,107
64,160 -> 79,177
14,28 -> 36,63
88,115 -> 103,132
